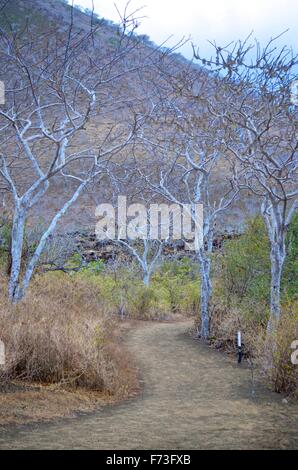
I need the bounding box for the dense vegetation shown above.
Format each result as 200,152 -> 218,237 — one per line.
0,213 -> 297,397
210,214 -> 298,397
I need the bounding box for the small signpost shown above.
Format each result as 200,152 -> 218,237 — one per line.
0,339 -> 5,366
237,331 -> 243,364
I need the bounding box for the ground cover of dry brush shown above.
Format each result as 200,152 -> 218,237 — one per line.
0,274 -> 138,425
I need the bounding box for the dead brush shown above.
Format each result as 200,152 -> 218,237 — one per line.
209,302 -> 263,352
0,273 -> 136,396
257,304 -> 298,397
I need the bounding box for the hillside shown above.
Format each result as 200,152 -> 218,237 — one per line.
0,0 -> 258,236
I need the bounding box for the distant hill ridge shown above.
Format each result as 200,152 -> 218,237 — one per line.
0,0 -> 258,234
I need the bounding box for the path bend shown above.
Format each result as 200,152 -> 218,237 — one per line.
0,320 -> 297,449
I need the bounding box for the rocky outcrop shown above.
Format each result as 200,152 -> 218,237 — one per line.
69,230 -> 241,264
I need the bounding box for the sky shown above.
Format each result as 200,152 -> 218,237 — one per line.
70,0 -> 298,59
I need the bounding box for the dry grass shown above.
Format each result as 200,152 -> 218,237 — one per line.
0,273 -> 138,399
201,300 -> 298,398
0,383 -> 116,426
259,301 -> 298,397
1,320 -> 298,449
208,302 -> 264,355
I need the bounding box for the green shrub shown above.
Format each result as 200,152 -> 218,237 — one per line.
153,258 -> 200,316
127,283 -> 170,319
283,211 -> 298,299
0,211 -> 12,267
211,214 -> 298,398
219,217 -> 270,303
218,214 -> 298,306
76,258 -> 199,319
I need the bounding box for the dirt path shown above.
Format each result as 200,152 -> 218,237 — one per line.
0,320 -> 297,449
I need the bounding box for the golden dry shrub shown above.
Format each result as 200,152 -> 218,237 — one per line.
207,299 -> 298,398
204,301 -> 262,354
0,273 -> 136,396
260,302 -> 298,397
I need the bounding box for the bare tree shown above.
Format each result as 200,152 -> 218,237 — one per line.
95,189 -> 166,286
137,82 -> 238,338
117,238 -> 164,286
195,35 -> 298,330
27,226 -> 84,274
0,4 -> 147,301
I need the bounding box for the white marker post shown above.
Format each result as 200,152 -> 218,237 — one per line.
0,339 -> 5,366
237,331 -> 241,348
237,330 -> 242,364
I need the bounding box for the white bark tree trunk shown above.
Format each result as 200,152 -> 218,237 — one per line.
267,238 -> 286,332
116,239 -> 164,288
9,205 -> 26,302
262,200 -> 288,332
143,271 -> 150,286
199,249 -> 212,339
9,181 -> 88,302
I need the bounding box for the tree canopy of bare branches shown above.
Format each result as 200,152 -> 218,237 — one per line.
0,2 -> 151,301
195,34 -> 298,330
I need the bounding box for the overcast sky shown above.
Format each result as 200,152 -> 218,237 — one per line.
71,0 -> 298,59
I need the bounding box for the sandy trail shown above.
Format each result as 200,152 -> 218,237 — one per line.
0,320 -> 297,449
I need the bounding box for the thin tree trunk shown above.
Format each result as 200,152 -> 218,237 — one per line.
143,272 -> 150,286
10,181 -> 88,302
9,207 -> 26,302
267,240 -> 286,332
199,251 -> 212,339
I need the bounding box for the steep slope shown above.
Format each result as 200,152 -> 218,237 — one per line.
0,0 -> 258,235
